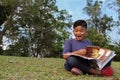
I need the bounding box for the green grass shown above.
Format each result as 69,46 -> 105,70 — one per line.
0,55 -> 120,80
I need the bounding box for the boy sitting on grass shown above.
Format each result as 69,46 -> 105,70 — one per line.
63,20 -> 114,76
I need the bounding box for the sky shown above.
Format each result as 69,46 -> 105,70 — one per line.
56,0 -> 120,42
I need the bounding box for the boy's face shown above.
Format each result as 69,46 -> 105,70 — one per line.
73,26 -> 87,41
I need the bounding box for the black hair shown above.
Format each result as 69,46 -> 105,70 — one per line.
73,20 -> 87,29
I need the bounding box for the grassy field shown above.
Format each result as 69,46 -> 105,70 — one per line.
0,55 -> 120,80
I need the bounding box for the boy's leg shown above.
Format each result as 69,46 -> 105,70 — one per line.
65,56 -> 114,76
64,61 -> 72,71
64,57 -> 83,75
65,56 -> 102,75
67,56 -> 91,73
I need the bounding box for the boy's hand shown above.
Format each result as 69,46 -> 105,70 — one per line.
72,49 -> 86,56
63,49 -> 86,59
63,52 -> 73,59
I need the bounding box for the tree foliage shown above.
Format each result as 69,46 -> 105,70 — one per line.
3,37 -> 29,56
0,0 -> 72,57
0,1 -> 13,54
84,0 -> 120,60
83,0 -> 114,48
84,0 -> 114,36
86,27 -> 110,48
105,0 -> 120,56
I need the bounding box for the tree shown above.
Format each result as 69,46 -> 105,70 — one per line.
114,0 -> 120,37
0,2 -> 13,54
84,0 -> 114,36
105,0 -> 120,34
86,27 -> 110,47
83,0 -> 114,47
3,36 -> 29,56
0,0 -> 72,57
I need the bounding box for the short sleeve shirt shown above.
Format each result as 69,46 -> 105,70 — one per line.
63,39 -> 92,54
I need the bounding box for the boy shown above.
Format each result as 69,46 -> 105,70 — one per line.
63,20 -> 114,76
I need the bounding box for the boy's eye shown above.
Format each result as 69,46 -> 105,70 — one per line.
75,30 -> 85,32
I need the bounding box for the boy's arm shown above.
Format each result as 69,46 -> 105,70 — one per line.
72,49 -> 86,56
63,53 -> 72,59
63,49 -> 86,59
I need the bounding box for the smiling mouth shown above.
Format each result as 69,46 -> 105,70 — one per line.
77,36 -> 82,38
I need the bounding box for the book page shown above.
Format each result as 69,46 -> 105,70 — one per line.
96,48 -> 116,70
97,49 -> 113,62
71,48 -> 116,70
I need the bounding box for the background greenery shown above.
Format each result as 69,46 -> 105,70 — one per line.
0,0 -> 120,61
0,55 -> 120,80
0,1 -> 120,79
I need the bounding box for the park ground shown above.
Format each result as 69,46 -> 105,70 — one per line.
0,55 -> 120,80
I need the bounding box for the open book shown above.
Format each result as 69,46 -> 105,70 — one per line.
71,47 -> 116,70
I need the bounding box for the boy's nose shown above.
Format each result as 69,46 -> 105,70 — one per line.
77,31 -> 81,34
77,32 -> 83,34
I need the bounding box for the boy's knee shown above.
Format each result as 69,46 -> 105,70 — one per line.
67,56 -> 79,66
64,62 -> 72,71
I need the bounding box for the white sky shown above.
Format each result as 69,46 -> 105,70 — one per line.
56,0 -> 120,42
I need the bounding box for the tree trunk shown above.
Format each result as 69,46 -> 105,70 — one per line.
0,31 -> 3,55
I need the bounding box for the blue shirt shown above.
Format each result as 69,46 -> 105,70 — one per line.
63,39 -> 92,54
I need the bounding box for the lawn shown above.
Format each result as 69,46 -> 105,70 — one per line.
0,55 -> 120,80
